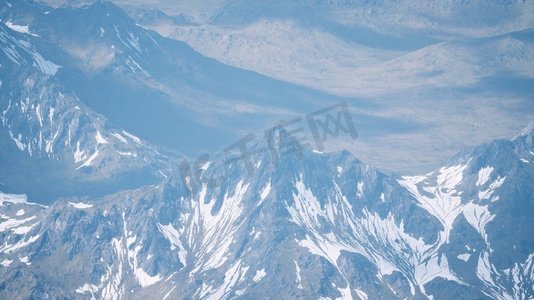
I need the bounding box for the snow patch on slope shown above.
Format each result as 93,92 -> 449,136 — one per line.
252,268 -> 266,282
95,130 -> 109,145
157,223 -> 187,267
260,181 -> 271,201
189,180 -> 250,274
0,192 -> 28,206
69,202 -> 93,209
4,21 -> 38,36
476,166 -> 493,186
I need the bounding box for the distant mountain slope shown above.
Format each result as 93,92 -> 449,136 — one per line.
1,0 -> 359,157
158,23 -> 533,97
127,0 -> 534,96
0,0 -> 370,200
125,0 -> 534,175
0,19 -> 173,202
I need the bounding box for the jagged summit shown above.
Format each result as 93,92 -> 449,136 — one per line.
515,121 -> 534,138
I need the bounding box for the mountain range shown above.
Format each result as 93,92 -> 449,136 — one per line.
1,113 -> 533,299
0,0 -> 533,299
